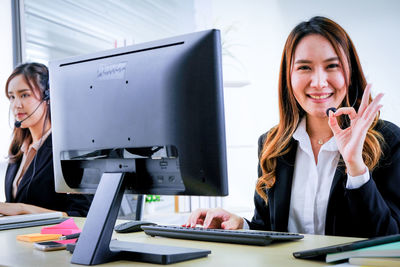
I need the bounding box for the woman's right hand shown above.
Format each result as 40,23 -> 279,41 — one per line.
184,208 -> 244,230
0,202 -> 25,215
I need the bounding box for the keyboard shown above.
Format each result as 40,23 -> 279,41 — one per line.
141,225 -> 304,246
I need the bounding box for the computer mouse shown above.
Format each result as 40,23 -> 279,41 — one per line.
114,221 -> 157,233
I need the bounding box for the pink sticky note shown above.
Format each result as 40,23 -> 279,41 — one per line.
55,238 -> 78,244
41,218 -> 81,235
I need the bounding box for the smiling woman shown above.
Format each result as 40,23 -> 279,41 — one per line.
290,34 -> 349,163
0,63 -> 93,217
291,34 -> 348,120
185,16 -> 400,239
252,17 -> 392,237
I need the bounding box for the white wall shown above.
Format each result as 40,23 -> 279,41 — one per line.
0,0 -> 13,202
201,0 -> 400,214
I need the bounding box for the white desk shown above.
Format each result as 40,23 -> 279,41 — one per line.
0,217 -> 362,266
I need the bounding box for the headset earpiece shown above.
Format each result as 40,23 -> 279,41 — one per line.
42,73 -> 50,101
43,89 -> 50,101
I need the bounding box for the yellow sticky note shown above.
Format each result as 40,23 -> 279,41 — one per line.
17,233 -> 62,242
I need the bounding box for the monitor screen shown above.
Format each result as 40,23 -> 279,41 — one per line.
50,29 -> 228,197
49,29 -> 228,264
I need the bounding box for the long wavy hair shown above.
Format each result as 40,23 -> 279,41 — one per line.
256,16 -> 383,203
5,62 -> 51,163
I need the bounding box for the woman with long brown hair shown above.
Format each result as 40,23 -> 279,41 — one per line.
186,16 -> 400,238
0,62 -> 92,216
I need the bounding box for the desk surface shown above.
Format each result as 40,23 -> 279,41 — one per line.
0,217 -> 361,266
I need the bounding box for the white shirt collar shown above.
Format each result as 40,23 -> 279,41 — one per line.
292,117 -> 338,152
21,129 -> 52,153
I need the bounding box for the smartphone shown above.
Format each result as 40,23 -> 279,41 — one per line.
34,241 -> 67,251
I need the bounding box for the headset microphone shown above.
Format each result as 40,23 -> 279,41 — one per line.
325,107 -> 337,117
14,100 -> 45,128
325,86 -> 359,117
14,120 -> 22,128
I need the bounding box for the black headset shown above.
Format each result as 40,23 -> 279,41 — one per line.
43,88 -> 50,101
43,74 -> 50,101
14,78 -> 50,128
325,86 -> 359,117
21,72 -> 51,189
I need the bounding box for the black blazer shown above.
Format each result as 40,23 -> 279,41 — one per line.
4,134 -> 93,217
247,120 -> 400,238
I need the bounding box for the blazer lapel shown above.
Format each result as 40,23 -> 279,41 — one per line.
269,140 -> 297,232
4,162 -> 19,202
325,159 -> 346,234
15,135 -> 52,200
329,159 -> 346,198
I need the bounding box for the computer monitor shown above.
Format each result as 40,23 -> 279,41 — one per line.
49,29 -> 228,265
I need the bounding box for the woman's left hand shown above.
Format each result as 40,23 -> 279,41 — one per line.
328,84 -> 383,176
0,202 -> 67,216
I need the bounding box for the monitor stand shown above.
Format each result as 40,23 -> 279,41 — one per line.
71,172 -> 210,265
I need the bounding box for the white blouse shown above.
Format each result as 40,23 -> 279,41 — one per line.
288,118 -> 369,234
243,118 -> 370,232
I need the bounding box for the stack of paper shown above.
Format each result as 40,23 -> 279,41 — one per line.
349,257 -> 400,267
327,241 -> 400,267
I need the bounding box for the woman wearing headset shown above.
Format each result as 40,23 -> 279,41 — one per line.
186,16 -> 400,238
0,62 -> 92,216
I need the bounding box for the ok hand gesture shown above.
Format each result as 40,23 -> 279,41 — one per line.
328,84 -> 383,176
